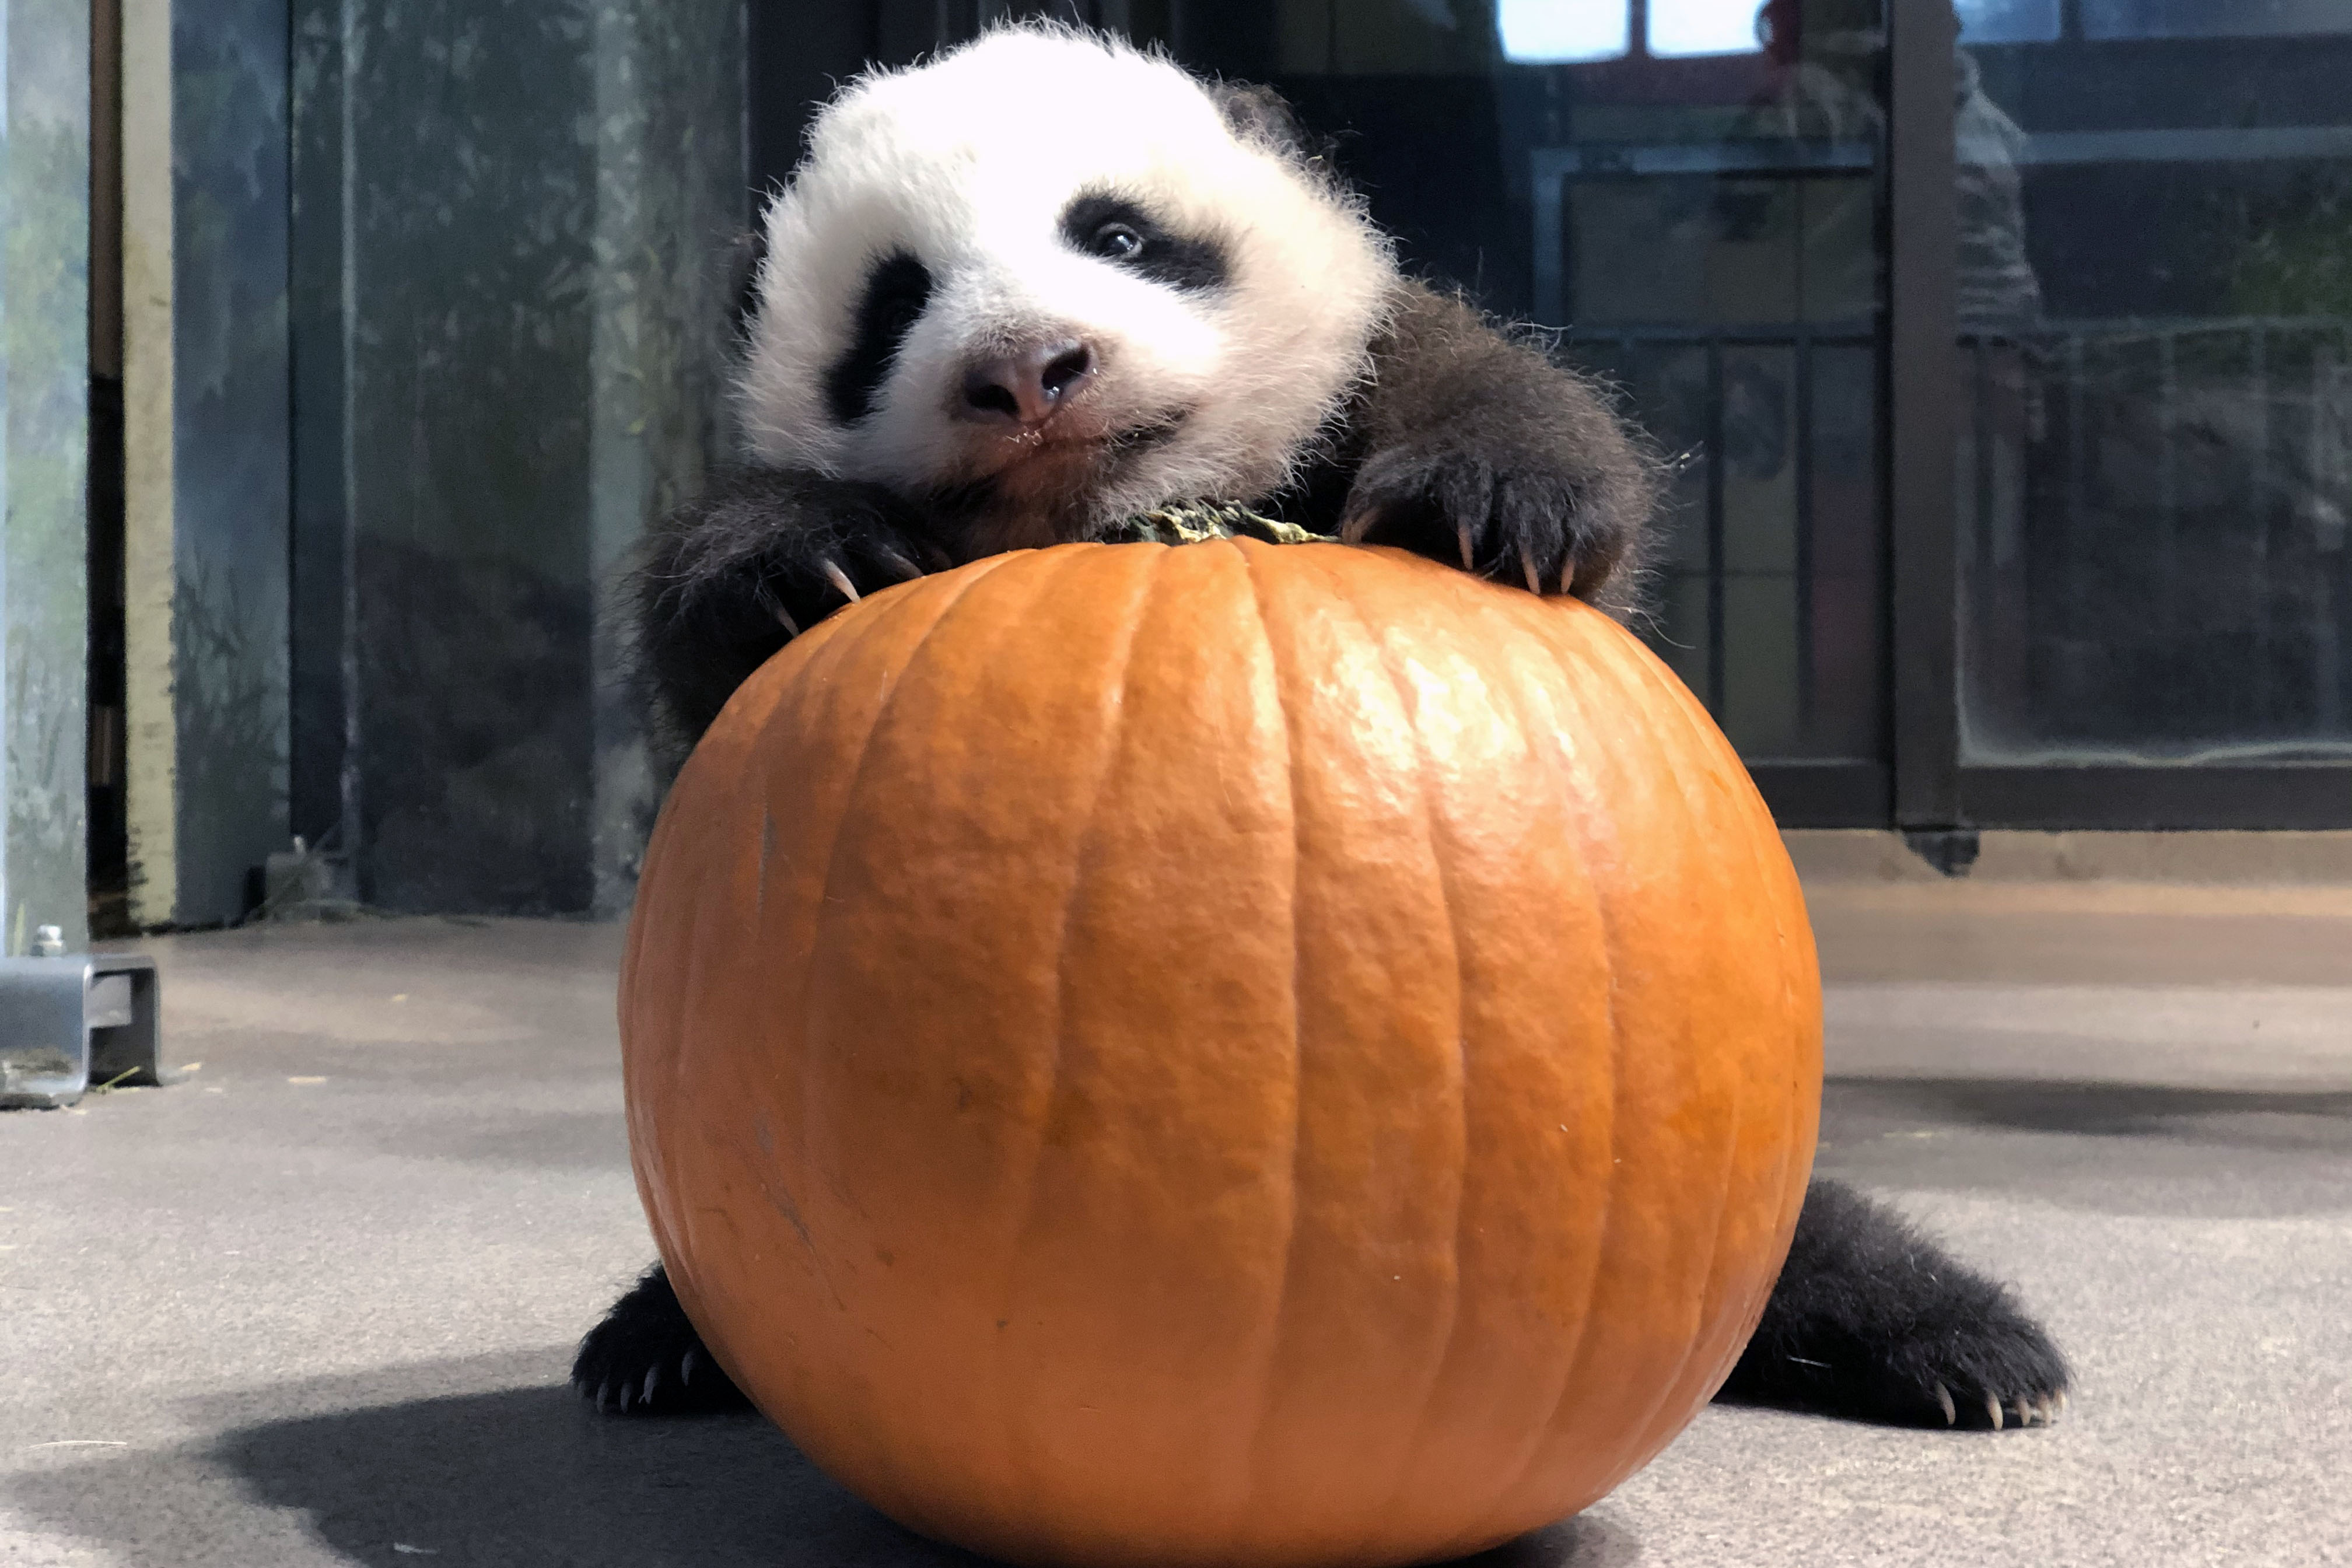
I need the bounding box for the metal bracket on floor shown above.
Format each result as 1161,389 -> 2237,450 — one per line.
0,952 -> 169,1110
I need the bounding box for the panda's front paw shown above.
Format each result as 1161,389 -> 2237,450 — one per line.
637,469 -> 952,747
572,1264 -> 752,1418
755,509 -> 944,640
1338,441 -> 1639,600
1716,1178 -> 2073,1430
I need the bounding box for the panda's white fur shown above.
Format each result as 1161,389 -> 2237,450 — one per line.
733,25 -> 1397,544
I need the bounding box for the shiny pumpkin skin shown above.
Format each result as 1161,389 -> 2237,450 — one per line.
621,540 -> 1821,1568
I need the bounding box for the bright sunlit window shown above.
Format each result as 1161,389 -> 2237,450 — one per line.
1497,0 -> 1632,63
1646,0 -> 1765,57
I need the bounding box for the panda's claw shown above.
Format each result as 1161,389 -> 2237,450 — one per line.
874,545 -> 924,582
1985,1391 -> 2003,1430
2014,1395 -> 2034,1427
771,603 -> 800,635
1339,438 -> 1628,608
819,558 -> 860,603
643,1366 -> 661,1405
1934,1381 -> 1957,1427
680,1349 -> 699,1388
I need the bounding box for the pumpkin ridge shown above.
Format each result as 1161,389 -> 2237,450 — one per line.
1476,605 -> 1630,1537
1570,626 -> 1745,1478
1420,597 -> 1612,1548
718,576 -> 968,1314
785,550 -> 1031,1501
1227,538 -> 1310,1529
1612,611 -> 1818,1411
1297,552 -> 1475,1555
632,658 -> 803,1301
799,549 -> 1029,989
991,544 -> 1166,1517
1617,622 -> 1819,1240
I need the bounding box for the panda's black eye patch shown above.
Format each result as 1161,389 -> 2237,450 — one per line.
1059,195 -> 1230,293
824,250 -> 933,425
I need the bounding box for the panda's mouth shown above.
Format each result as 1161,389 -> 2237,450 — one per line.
930,407 -> 1199,548
1108,413 -> 1189,450
978,407 -> 1191,479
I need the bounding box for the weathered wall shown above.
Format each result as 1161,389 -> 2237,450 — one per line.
290,0 -> 743,915
2,0 -> 93,952
123,0 -> 292,929
172,0 -> 292,921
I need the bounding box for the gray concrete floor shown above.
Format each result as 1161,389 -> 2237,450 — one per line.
4,883 -> 2348,1567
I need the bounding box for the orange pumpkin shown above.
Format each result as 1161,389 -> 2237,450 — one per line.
621,539 -> 1820,1568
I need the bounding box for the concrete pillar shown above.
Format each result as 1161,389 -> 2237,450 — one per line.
587,0 -> 748,912
2,0 -> 93,953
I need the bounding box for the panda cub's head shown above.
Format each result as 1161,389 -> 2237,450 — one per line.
733,24 -> 1398,552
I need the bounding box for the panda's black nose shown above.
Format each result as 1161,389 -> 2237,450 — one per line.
959,340 -> 1096,426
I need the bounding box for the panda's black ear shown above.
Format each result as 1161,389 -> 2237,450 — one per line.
1208,80 -> 1309,162
727,223 -> 771,345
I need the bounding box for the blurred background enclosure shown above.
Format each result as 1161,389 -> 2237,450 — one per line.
16,0 -> 2351,938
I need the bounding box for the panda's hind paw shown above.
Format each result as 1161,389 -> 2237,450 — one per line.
1717,1179 -> 2073,1431
572,1263 -> 752,1419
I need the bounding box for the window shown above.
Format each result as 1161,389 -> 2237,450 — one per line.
1496,0 -> 1630,64
1498,1 -> 1774,63
1647,0 -> 1765,58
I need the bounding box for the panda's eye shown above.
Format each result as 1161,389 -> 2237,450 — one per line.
1060,195 -> 1230,292
1089,222 -> 1146,260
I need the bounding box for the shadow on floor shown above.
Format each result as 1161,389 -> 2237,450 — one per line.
1817,1075 -> 2352,1218
1828,1076 -> 2352,1142
7,1359 -> 1640,1568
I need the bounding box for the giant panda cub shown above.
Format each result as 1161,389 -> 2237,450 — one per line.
587,23 -> 2070,1433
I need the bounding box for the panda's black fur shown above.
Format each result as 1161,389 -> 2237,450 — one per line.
589,24 -> 2069,1435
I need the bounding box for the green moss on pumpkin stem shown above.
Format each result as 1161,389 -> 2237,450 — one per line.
1100,502 -> 1336,548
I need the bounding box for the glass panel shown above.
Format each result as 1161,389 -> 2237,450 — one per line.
1957,0 -> 2062,44
1542,1 -> 1888,763
2082,1 -> 2352,41
1167,1 -> 1888,770
1956,12 -> 2352,762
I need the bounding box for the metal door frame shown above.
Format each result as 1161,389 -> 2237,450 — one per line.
1884,0 -> 2352,830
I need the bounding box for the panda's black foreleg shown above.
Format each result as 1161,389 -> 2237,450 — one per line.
633,466 -> 950,754
1718,1177 -> 2071,1429
572,1264 -> 750,1416
1334,280 -> 1661,617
